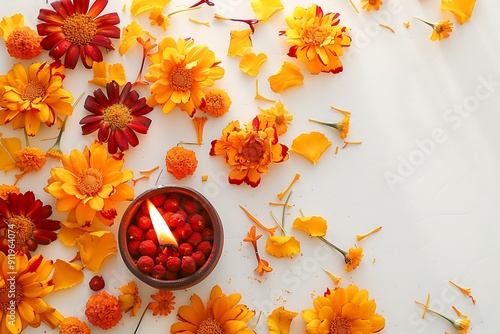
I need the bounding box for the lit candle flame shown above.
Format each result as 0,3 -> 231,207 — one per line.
146,199 -> 178,247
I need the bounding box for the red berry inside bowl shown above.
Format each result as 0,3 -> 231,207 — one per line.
137,256 -> 155,274
139,240 -> 157,257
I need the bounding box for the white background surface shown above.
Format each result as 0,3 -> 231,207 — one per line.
1,0 -> 500,333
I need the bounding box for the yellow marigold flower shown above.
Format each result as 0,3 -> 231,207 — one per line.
345,245 -> 364,272
415,17 -> 454,41
228,28 -> 253,57
362,0 -> 384,11
259,100 -> 293,136
290,132 -> 332,164
265,235 -> 300,258
292,215 -> 327,237
148,290 -> 176,316
282,5 -> 351,74
88,61 -> 126,87
199,88 -> 232,117
0,62 -> 74,136
85,291 -> 122,330
76,230 -> 118,273
145,36 -> 225,117
210,117 -> 289,187
171,285 -> 255,333
149,7 -> 170,30
0,14 -> 42,60
301,284 -> 385,333
0,252 -> 64,333
268,61 -> 303,93
44,141 -> 134,228
239,52 -> 268,76
166,146 -> 198,180
130,0 -> 171,16
267,306 -> 297,334
251,0 -> 284,23
441,0 -> 477,24
119,281 -> 141,316
59,316 -> 90,334
0,183 -> 19,200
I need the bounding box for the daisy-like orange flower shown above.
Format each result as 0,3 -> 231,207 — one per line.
37,0 -> 121,69
59,316 -> 90,334
415,299 -> 470,333
199,88 -> 232,117
44,140 -> 134,228
166,146 -> 198,180
0,61 -> 74,136
85,291 -> 122,330
281,4 -> 351,74
0,191 -> 60,257
210,117 -> 289,187
148,290 -> 176,316
0,14 -> 43,60
171,285 -> 255,333
259,100 -> 293,136
37,0 -> 120,69
145,36 -> 225,117
301,284 -> 385,334
361,0 -> 384,11
415,17 -> 454,41
0,252 -> 64,334
318,236 -> 364,272
80,81 -> 153,154
118,281 -> 141,316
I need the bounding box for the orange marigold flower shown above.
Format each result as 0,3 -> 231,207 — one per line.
0,184 -> 19,200
362,0 -> 384,11
0,191 -> 60,257
0,14 -> 43,60
301,284 -> 385,333
345,245 -> 364,272
281,5 -> 351,74
259,100 -> 293,136
171,285 -> 255,333
166,146 -> 198,180
148,290 -> 176,316
118,281 -> 142,316
37,0 -> 121,69
210,117 -> 289,187
85,291 -> 122,330
415,17 -> 454,41
59,316 -> 90,334
199,88 -> 232,117
14,146 -> 46,173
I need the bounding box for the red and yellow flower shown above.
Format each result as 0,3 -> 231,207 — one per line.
281,4 -> 351,74
37,0 -> 120,69
210,117 -> 289,187
80,81 -> 153,154
0,14 -> 42,60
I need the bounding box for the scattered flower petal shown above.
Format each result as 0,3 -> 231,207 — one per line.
52,259 -> 84,291
267,306 -> 298,334
441,0 -> 477,24
322,268 -> 342,286
251,0 -> 284,22
292,215 -> 327,237
88,61 -> 126,87
265,235 -> 300,258
76,231 -> 118,273
290,132 -> 332,164
356,226 -> 382,242
131,0 -> 171,17
240,52 -> 268,76
228,28 -> 253,57
268,61 -> 304,93
277,173 -> 300,201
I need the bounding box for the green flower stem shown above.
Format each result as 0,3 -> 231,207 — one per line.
23,127 -> 30,147
133,305 -> 149,334
270,211 -> 286,236
281,191 -> 293,232
318,236 -> 347,257
309,119 -> 339,130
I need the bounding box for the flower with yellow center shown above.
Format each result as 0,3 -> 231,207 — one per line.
210,117 -> 289,187
361,0 -> 383,11
145,36 -> 225,117
0,14 -> 42,60
415,17 -> 454,41
45,140 -> 134,228
37,0 -> 120,69
0,252 -> 64,334
199,88 -> 232,117
301,284 -> 385,334
148,290 -> 176,316
0,191 -> 60,257
171,285 -> 255,333
0,61 -> 74,136
282,4 -> 351,74
259,100 -> 293,136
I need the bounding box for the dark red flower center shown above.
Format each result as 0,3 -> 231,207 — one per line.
369,0 -> 378,4
170,66 -> 193,92
330,317 -> 352,334
0,282 -> 23,311
22,81 -> 45,101
6,215 -> 34,246
103,103 -> 132,130
275,115 -> 285,125
62,13 -> 97,46
77,168 -> 103,196
242,140 -> 264,162
196,319 -> 223,334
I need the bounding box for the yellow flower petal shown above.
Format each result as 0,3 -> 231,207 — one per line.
290,132 -> 332,164
88,62 -> 126,87
228,28 -> 253,57
441,0 -> 477,24
57,222 -> 88,246
251,0 -> 284,22
268,61 -> 304,93
265,235 -> 300,258
119,21 -> 154,56
292,216 -> 327,237
130,0 -> 171,17
0,137 -> 20,171
267,306 -> 298,334
76,231 -> 118,274
52,259 -> 84,291
239,52 -> 268,76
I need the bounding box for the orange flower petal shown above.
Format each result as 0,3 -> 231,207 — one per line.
228,29 -> 253,57
239,52 -> 268,76
251,0 -> 284,23
290,132 -> 332,164
52,259 -> 84,291
441,0 -> 477,24
268,61 -> 304,93
76,231 -> 117,274
292,216 -> 327,237
130,0 -> 172,17
57,222 -> 88,247
265,235 -> 300,258
267,306 -> 298,334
